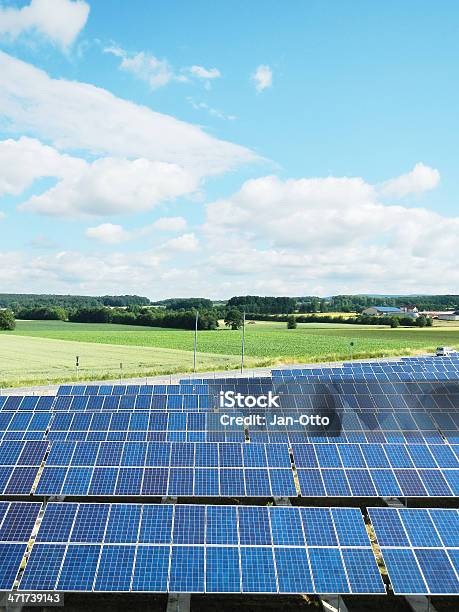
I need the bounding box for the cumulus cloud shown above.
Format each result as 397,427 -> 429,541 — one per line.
0,159 -> 457,297
202,171 -> 457,294
0,0 -> 89,49
19,156 -> 198,217
252,64 -> 272,92
152,217 -> 187,232
187,65 -> 221,80
85,217 -> 189,244
0,52 -> 256,177
86,223 -> 131,244
161,233 -> 199,252
0,136 -> 84,197
378,162 -> 440,199
104,46 -> 184,90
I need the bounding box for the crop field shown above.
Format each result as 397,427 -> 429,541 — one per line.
1,319 -> 458,388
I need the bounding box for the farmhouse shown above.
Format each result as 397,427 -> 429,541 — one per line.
362,306 -> 405,316
438,311 -> 459,321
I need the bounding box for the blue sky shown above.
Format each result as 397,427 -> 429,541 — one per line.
0,0 -> 457,298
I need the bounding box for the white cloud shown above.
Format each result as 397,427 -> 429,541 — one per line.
379,162 -> 440,199
85,216 -> 189,245
152,217 -> 187,232
0,211 -> 5,220
161,233 -> 199,252
104,46 -> 183,90
188,65 -> 221,80
201,170 -> 457,295
86,223 -> 131,244
252,64 -> 272,92
19,156 -> 199,217
0,136 -> 84,197
187,98 -> 236,121
0,0 -> 89,49
0,51 -> 257,178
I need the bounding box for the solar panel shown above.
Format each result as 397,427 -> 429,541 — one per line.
369,507 -> 459,594
132,545 -> 170,592
169,545 -> 204,592
57,544 -> 101,591
19,543 -> 66,590
16,502 -> 383,594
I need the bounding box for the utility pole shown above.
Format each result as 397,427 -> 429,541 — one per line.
193,311 -> 199,373
241,311 -> 246,373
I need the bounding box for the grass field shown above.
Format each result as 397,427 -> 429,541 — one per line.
0,319 -> 458,387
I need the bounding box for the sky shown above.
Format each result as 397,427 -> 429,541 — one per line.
0,0 -> 458,299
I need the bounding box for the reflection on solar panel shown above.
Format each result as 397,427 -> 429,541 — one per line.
0,502 -> 42,590
368,507 -> 459,594
17,502 -> 385,594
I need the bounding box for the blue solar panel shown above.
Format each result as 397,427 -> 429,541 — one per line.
308,547 -> 350,593
415,549 -> 459,594
220,468 -> 245,496
270,506 -> 304,545
240,547 -> 277,593
322,469 -> 351,496
428,509 -> 459,546
297,469 -> 325,496
19,543 -> 66,590
173,505 -> 205,544
194,468 -> 219,495
141,468 -> 168,495
88,467 -> 118,495
138,504 -> 173,544
94,545 -> 136,591
275,547 -> 313,593
104,504 -> 141,543
132,545 -> 170,592
115,467 -> 143,495
206,506 -> 238,545
239,506 -> 271,545
301,507 -> 337,546
0,502 -> 41,541
245,469 -> 271,496
367,508 -> 409,547
270,468 -> 297,497
3,466 -> 39,495
57,544 -> 101,591
61,467 -> 92,495
342,548 -> 385,593
0,543 -> 27,589
169,546 -> 204,592
168,468 -> 193,495
331,508 -> 369,546
70,504 -> 109,543
34,466 -> 67,495
399,509 -> 442,547
206,546 -> 241,592
36,503 -> 77,542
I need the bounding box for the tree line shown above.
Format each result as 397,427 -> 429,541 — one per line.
0,293 -> 150,310
246,313 -> 433,328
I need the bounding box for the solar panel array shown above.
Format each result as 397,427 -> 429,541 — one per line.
1,353 -> 458,596
17,503 -> 385,594
0,501 -> 42,590
369,507 -> 459,595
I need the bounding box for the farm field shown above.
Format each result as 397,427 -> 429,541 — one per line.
0,319 -> 458,388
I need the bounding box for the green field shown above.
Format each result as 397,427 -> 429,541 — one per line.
1,319 -> 458,387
